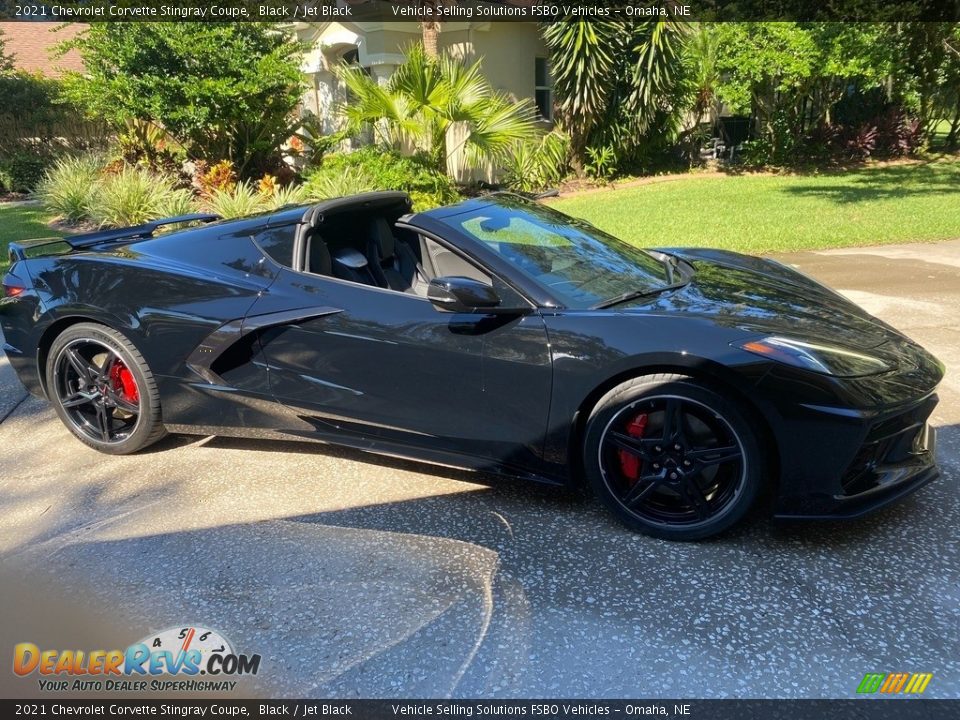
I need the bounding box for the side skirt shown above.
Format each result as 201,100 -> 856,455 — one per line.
162,422 -> 568,488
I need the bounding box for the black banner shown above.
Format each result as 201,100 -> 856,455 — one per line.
2,700 -> 960,719
0,0 -> 959,23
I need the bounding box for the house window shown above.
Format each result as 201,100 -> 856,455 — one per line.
535,57 -> 552,121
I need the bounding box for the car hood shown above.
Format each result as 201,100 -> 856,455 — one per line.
623,248 -> 905,351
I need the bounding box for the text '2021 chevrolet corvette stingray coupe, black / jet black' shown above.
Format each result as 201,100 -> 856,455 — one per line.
1,192 -> 944,539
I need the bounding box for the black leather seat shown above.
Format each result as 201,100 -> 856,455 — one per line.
367,218 -> 426,294
307,233 -> 332,276
331,247 -> 379,286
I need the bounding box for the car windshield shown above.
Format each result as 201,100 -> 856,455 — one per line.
439,196 -> 670,309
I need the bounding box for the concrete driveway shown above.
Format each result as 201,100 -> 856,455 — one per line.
0,240 -> 957,699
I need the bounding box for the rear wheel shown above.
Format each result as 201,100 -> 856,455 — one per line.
583,374 -> 763,540
46,323 -> 166,455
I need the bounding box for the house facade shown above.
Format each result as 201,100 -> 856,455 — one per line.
293,21 -> 552,179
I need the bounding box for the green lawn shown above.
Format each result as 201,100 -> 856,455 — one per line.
3,159 -> 960,272
549,159 -> 960,255
0,202 -> 61,273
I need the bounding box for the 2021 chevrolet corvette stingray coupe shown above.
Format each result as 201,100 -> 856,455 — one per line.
1,192 -> 944,539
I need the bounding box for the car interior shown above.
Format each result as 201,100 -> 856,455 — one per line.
302,211 -> 491,297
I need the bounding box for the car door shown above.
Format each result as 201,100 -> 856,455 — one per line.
246,224 -> 554,471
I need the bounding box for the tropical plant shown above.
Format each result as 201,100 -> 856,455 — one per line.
198,160 -> 238,197
543,20 -> 691,172
677,23 -> 722,160
335,44 -> 538,174
36,154 -> 105,223
154,188 -> 199,220
583,145 -> 617,181
420,1 -> 441,57
203,183 -> 268,219
304,166 -> 377,201
88,167 -> 178,228
266,183 -> 310,210
115,119 -> 185,173
257,174 -> 280,196
541,21 -> 619,163
501,130 -> 571,193
303,148 -> 461,209
61,23 -> 306,178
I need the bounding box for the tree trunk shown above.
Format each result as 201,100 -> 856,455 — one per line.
422,22 -> 439,58
947,96 -> 960,150
421,0 -> 440,59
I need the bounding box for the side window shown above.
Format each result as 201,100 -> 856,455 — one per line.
253,225 -> 297,267
423,237 -> 491,284
422,237 -> 527,307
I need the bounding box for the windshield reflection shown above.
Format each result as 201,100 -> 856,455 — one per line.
441,196 -> 669,309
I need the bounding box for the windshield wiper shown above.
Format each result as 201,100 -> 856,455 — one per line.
592,281 -> 687,309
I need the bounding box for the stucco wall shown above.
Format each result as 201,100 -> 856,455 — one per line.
440,23 -> 548,106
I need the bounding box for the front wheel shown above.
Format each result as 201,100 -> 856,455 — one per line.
583,374 -> 763,540
46,322 -> 166,455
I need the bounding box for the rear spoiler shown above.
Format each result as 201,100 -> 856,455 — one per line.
63,212 -> 221,249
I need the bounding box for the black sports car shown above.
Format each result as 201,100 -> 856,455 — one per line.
1,192 -> 944,539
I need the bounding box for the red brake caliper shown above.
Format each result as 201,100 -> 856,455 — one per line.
109,360 -> 140,404
618,413 -> 648,483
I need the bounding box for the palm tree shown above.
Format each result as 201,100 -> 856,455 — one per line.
336,44 -> 538,174
542,19 -> 690,171
630,20 -> 692,131
541,20 -> 621,163
420,0 -> 440,58
422,20 -> 440,58
685,24 -> 720,128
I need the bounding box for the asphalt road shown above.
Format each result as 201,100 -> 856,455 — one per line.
1,241 -> 957,699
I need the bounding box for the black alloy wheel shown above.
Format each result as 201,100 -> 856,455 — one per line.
46,323 -> 166,454
583,374 -> 763,540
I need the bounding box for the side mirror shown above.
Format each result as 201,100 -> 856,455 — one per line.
427,276 -> 503,313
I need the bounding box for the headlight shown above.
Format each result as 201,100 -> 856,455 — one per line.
734,336 -> 891,377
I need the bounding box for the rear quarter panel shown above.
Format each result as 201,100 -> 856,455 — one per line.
5,228 -> 276,401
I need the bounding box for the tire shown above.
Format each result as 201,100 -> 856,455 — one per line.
45,322 -> 166,455
583,373 -> 763,540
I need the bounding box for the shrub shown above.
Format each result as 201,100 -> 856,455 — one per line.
502,130 -> 571,193
266,183 -> 310,210
304,166 -> 377,201
0,152 -> 49,193
584,145 -> 617,181
257,174 -> 279,196
36,154 -> 105,223
115,118 -> 186,174
873,107 -> 923,157
0,72 -> 110,193
198,160 -> 237,197
794,105 -> 924,165
303,148 -> 460,210
203,183 -> 268,219
154,188 -> 200,220
89,167 -> 177,228
62,24 -> 306,178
